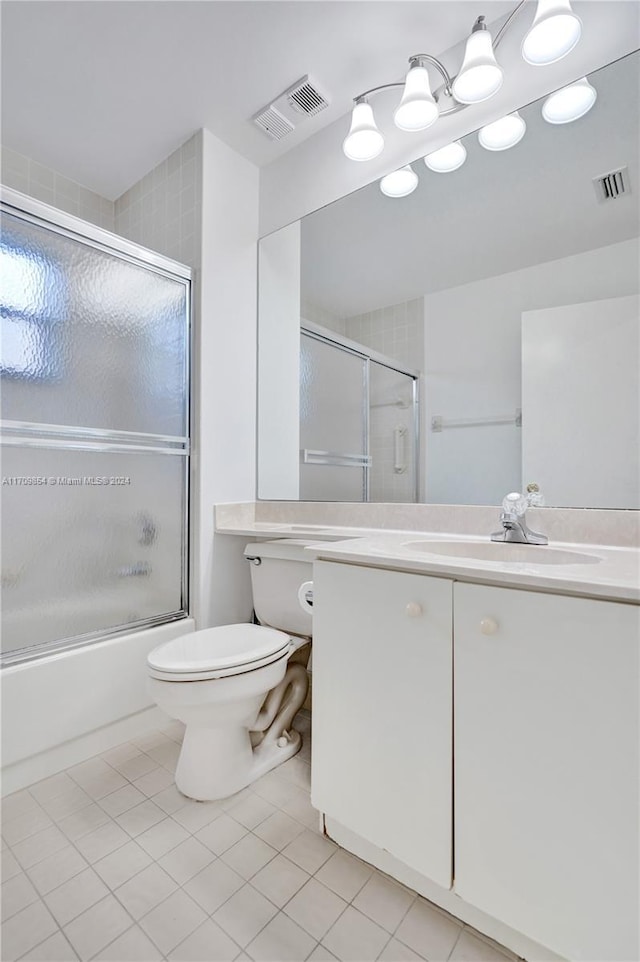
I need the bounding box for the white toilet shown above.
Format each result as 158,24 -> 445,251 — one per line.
147,540 -> 313,801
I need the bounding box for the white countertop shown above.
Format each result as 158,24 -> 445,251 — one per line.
216,519 -> 640,603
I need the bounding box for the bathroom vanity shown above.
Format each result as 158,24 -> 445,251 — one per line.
215,504 -> 640,962
309,540 -> 639,962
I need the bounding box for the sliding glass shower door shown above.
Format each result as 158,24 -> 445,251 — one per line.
300,332 -> 369,501
1,197 -> 190,663
369,362 -> 417,502
299,329 -> 419,502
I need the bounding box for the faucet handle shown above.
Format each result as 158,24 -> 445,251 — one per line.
502,492 -> 527,516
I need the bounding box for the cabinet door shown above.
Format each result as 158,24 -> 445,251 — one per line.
312,561 -> 452,888
454,583 -> 639,962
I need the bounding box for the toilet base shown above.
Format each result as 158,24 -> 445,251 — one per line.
173,662 -> 309,801
174,724 -> 303,801
251,727 -> 302,781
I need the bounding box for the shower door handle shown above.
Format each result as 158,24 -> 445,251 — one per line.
300,449 -> 371,468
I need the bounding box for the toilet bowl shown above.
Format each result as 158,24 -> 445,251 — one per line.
147,540 -> 313,801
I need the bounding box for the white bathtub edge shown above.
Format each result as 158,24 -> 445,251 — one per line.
2,705 -> 169,795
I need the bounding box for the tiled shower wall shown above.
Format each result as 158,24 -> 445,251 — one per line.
344,297 -> 425,372
300,297 -> 425,373
114,134 -> 202,270
1,134 -> 202,272
1,147 -> 114,230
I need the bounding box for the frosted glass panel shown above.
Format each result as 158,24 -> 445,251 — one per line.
369,363 -> 417,502
299,463 -> 365,501
1,445 -> 186,656
300,334 -> 367,501
0,212 -> 188,437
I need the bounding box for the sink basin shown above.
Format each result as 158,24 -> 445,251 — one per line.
403,541 -> 601,566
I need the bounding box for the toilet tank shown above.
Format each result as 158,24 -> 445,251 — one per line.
244,540 -> 313,638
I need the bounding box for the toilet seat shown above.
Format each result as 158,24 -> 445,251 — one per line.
148,623 -> 292,682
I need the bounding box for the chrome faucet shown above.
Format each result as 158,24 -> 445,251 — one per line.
491,491 -> 548,545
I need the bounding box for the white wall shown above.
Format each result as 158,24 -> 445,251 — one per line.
424,237 -> 640,505
258,2 -> 640,236
258,222 -> 301,500
522,295 -> 639,509
301,301 -> 346,337
195,129 -> 259,629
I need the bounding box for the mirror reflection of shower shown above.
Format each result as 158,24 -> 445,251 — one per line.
299,327 -> 419,503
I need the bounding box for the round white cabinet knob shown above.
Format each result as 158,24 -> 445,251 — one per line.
406,602 -> 423,618
480,617 -> 499,635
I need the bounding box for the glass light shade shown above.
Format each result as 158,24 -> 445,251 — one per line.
423,141 -> 467,172
452,28 -> 503,104
542,78 -> 596,124
522,0 -> 582,65
393,64 -> 439,131
380,165 -> 419,197
343,101 -> 384,161
478,111 -> 526,150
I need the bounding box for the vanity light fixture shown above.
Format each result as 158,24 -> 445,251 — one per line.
542,77 -> 597,123
379,164 -> 419,197
478,111 -> 526,150
394,58 -> 440,131
343,0 -> 585,166
522,0 -> 582,66
452,17 -> 504,104
424,140 -> 467,172
343,100 -> 385,161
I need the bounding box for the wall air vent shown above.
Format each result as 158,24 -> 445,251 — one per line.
252,75 -> 329,141
593,166 -> 631,202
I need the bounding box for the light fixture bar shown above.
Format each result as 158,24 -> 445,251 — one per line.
409,54 -> 454,93
493,0 -> 528,50
343,2 -> 586,171
352,53 -> 455,106
354,81 -> 404,101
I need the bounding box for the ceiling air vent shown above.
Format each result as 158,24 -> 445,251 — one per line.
286,78 -> 329,117
593,166 -> 631,203
252,105 -> 295,141
252,75 -> 329,141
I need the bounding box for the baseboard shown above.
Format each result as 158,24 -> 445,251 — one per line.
2,705 -> 167,796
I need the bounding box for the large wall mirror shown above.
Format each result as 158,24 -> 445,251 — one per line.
258,51 -> 639,509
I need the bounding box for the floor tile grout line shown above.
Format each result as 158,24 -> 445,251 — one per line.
4,721 -> 514,962
65,886 -> 143,960
18,850 -> 91,911
447,923 -> 465,961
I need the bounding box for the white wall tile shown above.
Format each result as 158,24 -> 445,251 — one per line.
1,147 -> 115,231
114,134 -> 202,271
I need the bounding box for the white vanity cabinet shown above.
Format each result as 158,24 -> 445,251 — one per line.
311,560 -> 639,962
311,560 -> 453,888
454,582 -> 639,962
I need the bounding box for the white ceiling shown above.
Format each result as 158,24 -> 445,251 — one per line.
0,1 -> 518,200
300,51 -> 640,317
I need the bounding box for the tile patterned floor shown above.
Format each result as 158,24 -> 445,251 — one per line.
1,714 -> 517,962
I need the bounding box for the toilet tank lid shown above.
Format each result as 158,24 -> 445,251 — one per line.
244,539 -> 316,562
147,624 -> 291,674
